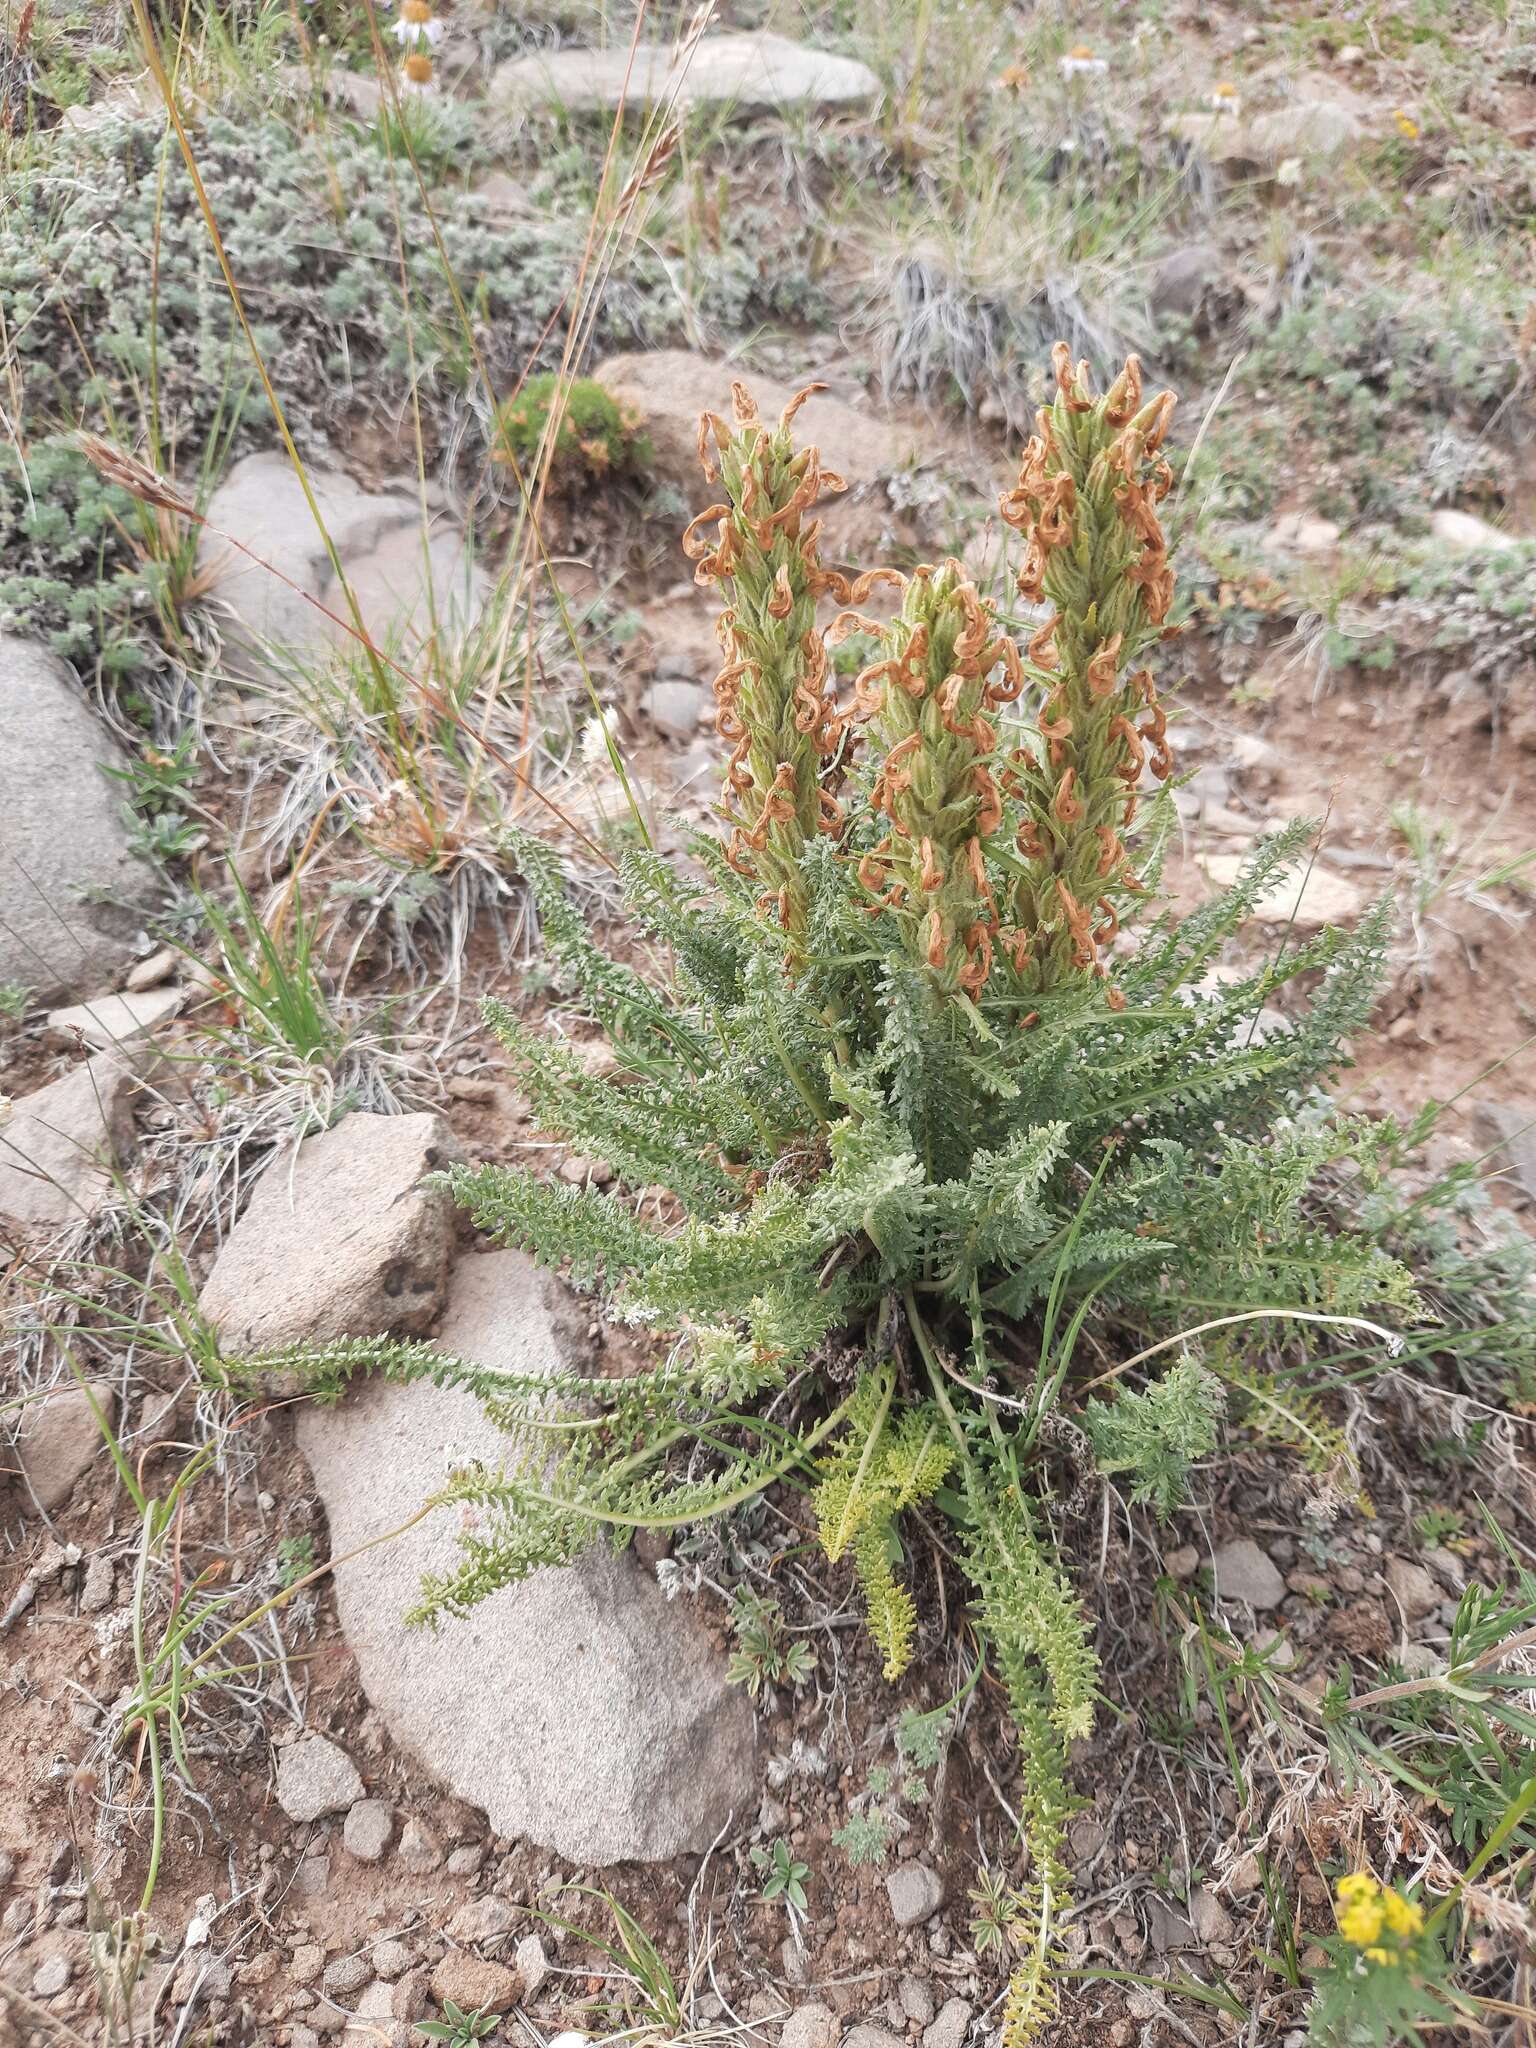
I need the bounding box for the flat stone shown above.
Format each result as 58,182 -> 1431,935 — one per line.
199,1111 -> 461,1354
124,945 -> 179,992
1247,99 -> 1363,160
342,1797 -> 394,1864
1423,1545 -> 1468,1593
447,1897 -> 515,1946
1146,1894 -> 1193,1952
1150,241 -> 1230,324
1250,1626 -> 1298,1670
515,1934 -> 549,2000
846,2027 -> 904,2048
0,1051 -> 147,1232
276,1736 -> 365,1823
494,32 -> 880,119
1165,109 -> 1252,164
10,1381 -> 116,1513
1431,507 -> 1521,555
80,1552 -> 115,1610
923,1998 -> 972,2048
344,1980 -> 400,2045
471,170 -> 536,221
296,1249 -> 758,1863
289,1943 -> 325,1985
323,1954 -> 372,1997
898,1977 -> 935,2026
198,453 -> 482,675
392,1967 -> 432,2022
1472,1101 -> 1536,1203
1265,511 -> 1341,557
32,1954 -> 71,1998
884,1862 -> 945,1928
317,520 -> 485,659
0,637 -> 160,999
590,349 -> 942,561
1202,853 -> 1367,930
170,1954 -> 232,2005
1211,1539 -> 1286,1611
1169,98 -> 1362,167
1187,1875 -> 1236,1941
783,2007 -> 839,2048
642,678 -> 708,741
396,1817 -> 443,1873
371,1940 -> 413,1982
1384,1556 -> 1439,1623
46,987 -> 182,1050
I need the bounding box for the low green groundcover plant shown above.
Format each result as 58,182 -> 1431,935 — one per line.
264,349 -> 1532,2040
493,372 -> 654,487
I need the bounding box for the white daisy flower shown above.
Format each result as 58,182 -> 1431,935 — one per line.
392,0 -> 443,48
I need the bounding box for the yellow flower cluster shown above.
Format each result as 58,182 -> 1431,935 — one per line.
1335,1871 -> 1426,1964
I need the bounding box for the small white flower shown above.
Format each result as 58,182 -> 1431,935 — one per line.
1276,155 -> 1304,187
580,704 -> 620,772
1058,51 -> 1108,77
392,2 -> 443,47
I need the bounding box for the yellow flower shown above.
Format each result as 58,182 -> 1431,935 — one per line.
1213,80 -> 1238,98
1381,1890 -> 1425,1938
1339,1898 -> 1386,1947
1394,109 -> 1420,140
1365,1946 -> 1392,1966
1336,1872 -> 1378,1908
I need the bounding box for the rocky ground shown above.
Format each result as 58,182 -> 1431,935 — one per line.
4,1 -> 1536,2044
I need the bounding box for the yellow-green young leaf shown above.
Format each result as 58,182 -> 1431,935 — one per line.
812,1368 -> 896,1562
853,1515 -> 917,1681
998,1899 -> 1059,2048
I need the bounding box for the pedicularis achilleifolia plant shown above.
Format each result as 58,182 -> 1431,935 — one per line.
276,349 -> 1427,2039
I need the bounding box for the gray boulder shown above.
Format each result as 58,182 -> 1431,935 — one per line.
8,1380 -> 116,1513
296,1249 -> 758,1863
198,454 -> 483,674
0,638 -> 159,999
591,349 -> 941,561
494,31 -> 880,119
198,1111 -> 461,1353
0,1051 -> 146,1232
1167,96 -> 1363,170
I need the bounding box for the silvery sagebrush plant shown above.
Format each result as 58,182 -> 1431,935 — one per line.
260,346 -> 1502,2040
